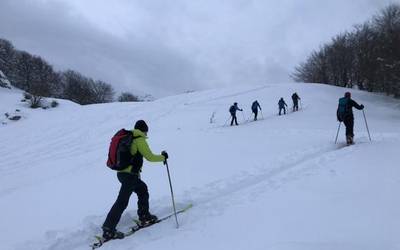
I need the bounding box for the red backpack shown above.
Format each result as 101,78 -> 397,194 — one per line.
107,129 -> 134,170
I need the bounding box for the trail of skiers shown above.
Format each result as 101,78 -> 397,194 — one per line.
99,90 -> 369,243
228,92 -> 302,126
226,91 -> 367,146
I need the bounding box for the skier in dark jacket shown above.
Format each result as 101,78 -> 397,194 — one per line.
229,102 -> 243,126
102,120 -> 168,241
291,92 -> 301,112
251,100 -> 262,121
336,92 -> 364,145
278,98 -> 287,115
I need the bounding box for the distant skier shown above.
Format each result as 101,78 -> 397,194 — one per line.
229,102 -> 243,126
251,100 -> 262,121
278,98 -> 287,115
102,120 -> 168,241
291,92 -> 301,112
336,92 -> 364,145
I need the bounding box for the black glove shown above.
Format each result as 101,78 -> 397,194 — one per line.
360,104 -> 364,110
161,151 -> 168,163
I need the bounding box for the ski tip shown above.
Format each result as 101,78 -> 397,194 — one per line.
184,203 -> 193,210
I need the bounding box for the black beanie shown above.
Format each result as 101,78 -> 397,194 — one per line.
134,120 -> 148,133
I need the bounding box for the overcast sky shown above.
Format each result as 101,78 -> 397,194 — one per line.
0,0 -> 395,97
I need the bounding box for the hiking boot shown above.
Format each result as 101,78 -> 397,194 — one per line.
346,136 -> 351,145
139,213 -> 158,226
346,136 -> 355,145
102,227 -> 124,241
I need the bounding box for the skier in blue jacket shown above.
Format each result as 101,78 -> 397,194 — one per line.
251,100 -> 262,121
278,98 -> 287,115
229,102 -> 243,126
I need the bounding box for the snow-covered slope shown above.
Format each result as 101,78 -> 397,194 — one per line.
0,83 -> 399,250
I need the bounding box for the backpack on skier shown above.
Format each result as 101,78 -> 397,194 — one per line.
337,97 -> 349,122
251,102 -> 258,112
229,105 -> 236,114
106,129 -> 134,170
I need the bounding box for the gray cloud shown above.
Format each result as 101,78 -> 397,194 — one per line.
0,0 -> 395,97
0,0 -> 202,97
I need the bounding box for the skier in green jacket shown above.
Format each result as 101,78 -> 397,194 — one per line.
102,120 -> 168,240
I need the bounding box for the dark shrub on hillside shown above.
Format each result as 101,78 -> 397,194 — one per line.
51,100 -> 59,108
118,92 -> 140,102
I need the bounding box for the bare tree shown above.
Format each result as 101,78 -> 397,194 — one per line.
118,92 -> 140,102
61,70 -> 115,105
292,4 -> 400,98
61,70 -> 93,105
0,37 -> 121,104
92,80 -> 115,103
0,39 -> 16,78
374,3 -> 400,97
28,56 -> 59,107
0,70 -> 11,88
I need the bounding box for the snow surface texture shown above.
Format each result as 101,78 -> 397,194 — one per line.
0,83 -> 399,250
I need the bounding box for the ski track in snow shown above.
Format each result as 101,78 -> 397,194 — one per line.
18,137 -> 388,250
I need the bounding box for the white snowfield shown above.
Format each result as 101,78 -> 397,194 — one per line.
0,83 -> 399,250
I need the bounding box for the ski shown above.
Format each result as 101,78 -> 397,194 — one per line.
90,204 -> 192,249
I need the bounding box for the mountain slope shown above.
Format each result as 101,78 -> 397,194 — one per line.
0,83 -> 399,250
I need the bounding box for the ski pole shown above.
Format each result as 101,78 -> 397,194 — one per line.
260,110 -> 264,120
335,122 -> 341,144
165,161 -> 179,228
362,109 -> 372,141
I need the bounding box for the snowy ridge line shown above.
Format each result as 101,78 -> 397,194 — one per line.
183,86 -> 269,106
150,99 -> 185,123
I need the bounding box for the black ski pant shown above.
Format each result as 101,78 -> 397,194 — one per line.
293,102 -> 299,111
230,114 -> 238,125
279,107 -> 286,115
343,117 -> 354,137
103,172 -> 149,231
253,109 -> 258,120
